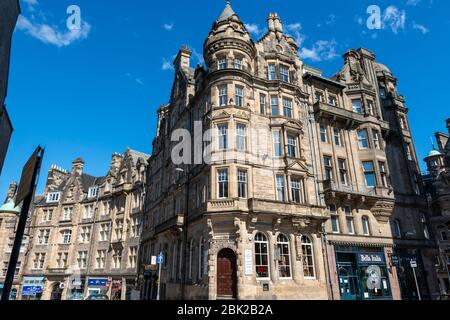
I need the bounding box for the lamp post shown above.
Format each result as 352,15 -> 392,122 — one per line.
176,167 -> 190,300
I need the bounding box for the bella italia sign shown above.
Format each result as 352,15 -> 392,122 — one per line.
357,253 -> 386,264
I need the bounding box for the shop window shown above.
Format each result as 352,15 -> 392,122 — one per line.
255,233 -> 270,279
276,234 -> 291,278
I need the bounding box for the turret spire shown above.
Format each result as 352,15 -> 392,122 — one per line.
217,0 -> 236,22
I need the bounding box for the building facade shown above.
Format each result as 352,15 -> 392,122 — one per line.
0,0 -> 20,175
0,182 -> 32,299
19,149 -> 148,300
423,119 -> 450,295
139,2 -> 439,300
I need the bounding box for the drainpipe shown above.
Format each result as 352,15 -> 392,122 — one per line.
321,223 -> 334,300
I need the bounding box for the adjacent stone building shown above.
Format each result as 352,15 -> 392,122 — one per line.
423,119 -> 450,295
19,149 -> 148,300
0,0 -> 20,174
139,2 -> 439,300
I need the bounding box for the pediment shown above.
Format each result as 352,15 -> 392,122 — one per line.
213,109 -> 232,120
286,158 -> 310,173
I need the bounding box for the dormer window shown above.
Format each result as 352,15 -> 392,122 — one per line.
47,192 -> 61,203
88,186 -> 99,199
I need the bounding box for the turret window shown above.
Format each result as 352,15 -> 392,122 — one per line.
357,129 -> 369,149
352,99 -> 363,114
379,162 -> 388,187
235,86 -> 244,107
233,58 -> 242,70
219,85 -> 227,107
218,57 -> 227,70
363,161 -> 376,188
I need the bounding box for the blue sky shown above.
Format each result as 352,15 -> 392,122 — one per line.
1,0 -> 449,201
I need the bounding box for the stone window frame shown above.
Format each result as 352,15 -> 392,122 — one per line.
254,232 -> 271,280
301,235 -> 316,280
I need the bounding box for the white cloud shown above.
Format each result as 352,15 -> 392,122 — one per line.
300,40 -> 338,62
191,48 -> 204,65
163,23 -> 174,31
286,22 -> 305,47
162,58 -> 173,71
383,6 -> 406,34
406,0 -> 421,6
412,21 -> 429,34
17,16 -> 91,48
244,23 -> 262,36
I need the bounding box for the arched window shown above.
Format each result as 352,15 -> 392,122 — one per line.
301,236 -> 315,279
276,234 -> 291,278
362,216 -> 371,236
255,232 -> 270,279
188,239 -> 194,280
393,220 -> 402,238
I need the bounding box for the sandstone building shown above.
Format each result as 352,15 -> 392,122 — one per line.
17,149 -> 148,300
140,2 -> 439,300
423,119 -> 450,295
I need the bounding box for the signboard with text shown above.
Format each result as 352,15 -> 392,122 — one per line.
357,253 -> 386,265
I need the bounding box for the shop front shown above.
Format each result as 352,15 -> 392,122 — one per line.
86,278 -> 109,297
66,276 -> 86,300
335,246 -> 392,300
111,279 -> 122,300
21,277 -> 45,301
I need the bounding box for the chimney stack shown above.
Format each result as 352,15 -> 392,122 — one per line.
267,13 -> 275,32
72,158 -> 84,176
174,46 -> 192,71
273,13 -> 283,33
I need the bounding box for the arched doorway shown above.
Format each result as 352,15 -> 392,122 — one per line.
50,283 -> 63,301
217,248 -> 237,299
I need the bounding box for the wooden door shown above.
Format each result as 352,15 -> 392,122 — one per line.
217,249 -> 237,298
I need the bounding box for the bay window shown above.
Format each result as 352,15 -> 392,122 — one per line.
363,161 -> 376,188
217,169 -> 229,199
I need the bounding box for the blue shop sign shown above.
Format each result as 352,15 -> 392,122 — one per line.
22,285 -> 43,296
88,278 -> 108,287
357,253 -> 386,265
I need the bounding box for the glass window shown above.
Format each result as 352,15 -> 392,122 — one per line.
338,159 -> 348,185
276,175 -> 285,201
235,86 -> 244,107
280,65 -> 290,82
236,123 -> 247,152
260,94 -> 266,114
320,124 -> 328,143
352,99 -> 362,113
218,57 -> 227,70
282,98 -> 293,118
219,85 -> 227,107
324,156 -> 333,181
237,170 -> 247,198
287,135 -> 297,158
357,129 -> 369,149
271,95 -> 279,116
315,92 -> 324,103
345,206 -> 354,235
329,204 -> 339,233
334,128 -> 341,146
393,220 -> 402,238
217,124 -> 228,150
379,162 -> 388,187
96,250 -> 106,269
277,234 -> 291,278
218,169 -> 229,199
363,161 -> 376,188
47,192 -> 61,203
372,130 -> 381,149
290,177 -> 302,204
301,236 -> 315,279
77,251 -> 88,269
60,229 -> 72,244
367,100 -> 375,115
233,58 -> 242,70
255,233 -> 270,278
273,131 -> 282,157
328,95 -> 337,106
362,216 -> 371,235
268,64 -> 276,80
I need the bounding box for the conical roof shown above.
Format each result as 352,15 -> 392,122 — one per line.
0,200 -> 21,215
217,1 -> 236,22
